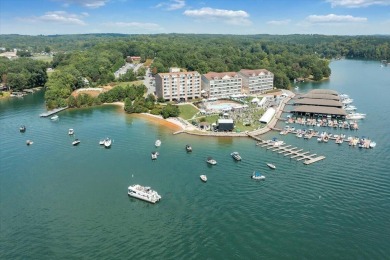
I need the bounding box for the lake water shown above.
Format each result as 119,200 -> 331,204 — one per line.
1,59 -> 390,259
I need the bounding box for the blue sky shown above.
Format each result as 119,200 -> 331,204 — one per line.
1,0 -> 389,35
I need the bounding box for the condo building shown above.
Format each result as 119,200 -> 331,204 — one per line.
201,72 -> 242,99
155,71 -> 201,101
238,69 -> 274,94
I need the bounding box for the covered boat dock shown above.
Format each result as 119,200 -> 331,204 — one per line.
291,105 -> 347,118
293,98 -> 343,108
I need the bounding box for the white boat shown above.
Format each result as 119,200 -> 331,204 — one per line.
341,98 -> 354,104
127,184 -> 161,204
151,151 -> 159,160
155,139 -> 161,147
99,139 -> 105,145
346,113 -> 366,120
50,115 -> 59,121
231,152 -> 242,161
266,163 -> 276,169
20,125 -> 26,132
369,142 -> 376,148
343,105 -> 357,111
104,138 -> 112,148
26,140 -> 33,145
72,139 -> 81,146
185,144 -> 192,152
200,175 -> 207,182
251,171 -> 265,180
206,157 -> 217,165
68,128 -> 74,135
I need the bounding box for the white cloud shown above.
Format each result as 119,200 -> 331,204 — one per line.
326,0 -> 390,8
306,14 -> 367,23
267,19 -> 291,25
184,7 -> 251,25
24,11 -> 87,25
103,22 -> 162,30
55,0 -> 109,8
156,0 -> 185,11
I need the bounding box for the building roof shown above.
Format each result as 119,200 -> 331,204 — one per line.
307,89 -> 339,96
300,93 -> 340,101
259,107 -> 276,124
293,98 -> 343,108
203,72 -> 239,80
157,71 -> 200,77
291,105 -> 347,116
217,118 -> 234,124
239,69 -> 273,77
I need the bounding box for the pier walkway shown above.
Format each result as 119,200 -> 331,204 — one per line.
248,134 -> 325,165
39,107 -> 68,117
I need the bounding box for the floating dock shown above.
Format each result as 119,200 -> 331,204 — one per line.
247,133 -> 325,165
39,107 -> 68,117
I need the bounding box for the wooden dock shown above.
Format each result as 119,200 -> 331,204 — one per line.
249,134 -> 326,165
40,107 -> 68,117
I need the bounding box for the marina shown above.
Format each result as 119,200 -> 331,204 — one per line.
39,106 -> 68,117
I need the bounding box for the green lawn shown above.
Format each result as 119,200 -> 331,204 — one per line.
179,104 -> 199,120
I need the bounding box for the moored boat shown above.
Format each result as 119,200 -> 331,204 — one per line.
72,139 -> 81,146
266,163 -> 276,169
231,152 -> 242,161
155,139 -> 161,147
104,138 -> 112,148
68,128 -> 74,135
185,144 -> 192,152
127,184 -> 161,204
50,115 -> 59,121
151,151 -> 159,160
206,157 -> 217,165
20,125 -> 26,132
251,171 -> 265,180
200,175 -> 207,182
369,141 -> 376,148
26,140 -> 33,145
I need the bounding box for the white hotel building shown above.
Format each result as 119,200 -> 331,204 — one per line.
238,69 -> 274,94
201,72 -> 242,99
155,71 -> 201,101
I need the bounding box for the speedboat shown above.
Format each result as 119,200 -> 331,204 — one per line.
369,141 -> 376,148
26,140 -> 33,145
72,139 -> 81,146
104,138 -> 112,148
20,125 -> 26,132
200,175 -> 207,182
231,152 -> 242,161
155,139 -> 161,147
68,128 -> 74,135
128,184 -> 161,204
151,151 -> 159,160
343,105 -> 357,111
50,115 -> 59,121
206,157 -> 217,165
251,171 -> 265,180
266,163 -> 276,169
346,113 -> 366,120
185,144 -> 192,152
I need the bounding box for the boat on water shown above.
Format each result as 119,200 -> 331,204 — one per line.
155,139 -> 161,147
251,171 -> 265,180
231,152 -> 242,161
127,184 -> 161,204
369,141 -> 377,148
343,105 -> 357,111
104,138 -> 112,148
266,163 -> 276,169
346,113 -> 366,120
206,157 -> 217,165
20,125 -> 26,132
68,128 -> 74,135
26,140 -> 33,145
50,115 -> 59,121
72,139 -> 81,146
151,151 -> 159,160
341,98 -> 354,104
185,144 -> 192,152
200,175 -> 207,182
99,139 -> 105,145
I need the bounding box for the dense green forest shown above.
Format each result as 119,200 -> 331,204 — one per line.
1,34 -> 389,109
0,57 -> 47,90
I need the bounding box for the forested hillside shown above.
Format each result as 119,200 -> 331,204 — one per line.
1,34 -> 389,108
